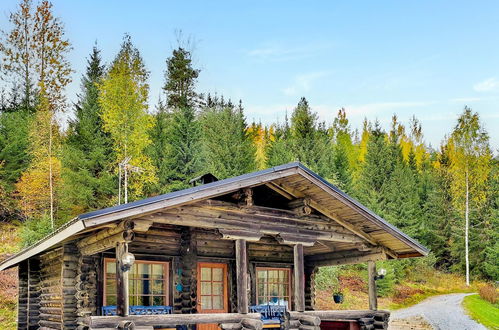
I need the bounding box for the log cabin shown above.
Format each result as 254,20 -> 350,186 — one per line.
0,162 -> 428,330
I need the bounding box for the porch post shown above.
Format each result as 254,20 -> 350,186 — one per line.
368,260 -> 378,310
235,238 -> 249,314
293,243 -> 305,312
116,242 -> 129,316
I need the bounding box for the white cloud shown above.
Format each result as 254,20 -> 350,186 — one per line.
282,71 -> 332,96
473,77 -> 499,92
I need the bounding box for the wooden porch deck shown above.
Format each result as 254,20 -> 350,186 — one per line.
84,310 -> 390,330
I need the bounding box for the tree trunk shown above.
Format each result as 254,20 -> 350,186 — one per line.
465,170 -> 470,286
49,115 -> 54,230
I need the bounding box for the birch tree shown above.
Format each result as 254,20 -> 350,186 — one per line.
448,107 -> 492,285
0,0 -> 36,110
10,0 -> 71,228
99,35 -> 156,201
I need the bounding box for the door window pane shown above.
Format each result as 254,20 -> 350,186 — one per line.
201,296 -> 212,309
212,282 -> 223,295
213,295 -> 223,309
201,267 -> 211,281
201,282 -> 212,295
212,268 -> 223,281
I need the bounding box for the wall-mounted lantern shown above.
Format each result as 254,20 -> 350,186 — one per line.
120,250 -> 135,271
374,268 -> 387,281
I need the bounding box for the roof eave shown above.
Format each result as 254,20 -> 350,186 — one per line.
0,219 -> 85,271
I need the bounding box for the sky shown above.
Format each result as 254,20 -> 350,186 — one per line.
1,0 -> 498,151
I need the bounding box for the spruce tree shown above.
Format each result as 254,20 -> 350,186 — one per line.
289,97 -> 331,177
330,108 -> 354,191
200,99 -> 256,179
61,46 -> 115,217
0,107 -> 32,221
266,114 -> 294,167
163,47 -> 200,109
150,46 -> 201,192
353,122 -> 393,213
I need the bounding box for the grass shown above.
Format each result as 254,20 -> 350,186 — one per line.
463,294 -> 499,330
0,223 -> 20,330
315,265 -> 481,311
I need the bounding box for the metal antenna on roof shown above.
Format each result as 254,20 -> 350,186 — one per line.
118,157 -> 143,205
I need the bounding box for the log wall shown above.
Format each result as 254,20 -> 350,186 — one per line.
18,258 -> 41,330
36,244 -> 79,330
38,247 -> 63,329
76,254 -> 99,329
18,261 -> 28,330
174,227 -> 198,314
305,266 -> 316,311
62,244 -> 79,329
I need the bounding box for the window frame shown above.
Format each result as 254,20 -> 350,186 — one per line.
103,258 -> 170,307
255,267 -> 292,307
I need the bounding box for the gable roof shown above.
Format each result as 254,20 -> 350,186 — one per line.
0,162 -> 428,271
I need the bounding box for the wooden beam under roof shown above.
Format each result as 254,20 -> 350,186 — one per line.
135,204 -> 364,244
267,181 -> 378,246
306,248 -> 387,267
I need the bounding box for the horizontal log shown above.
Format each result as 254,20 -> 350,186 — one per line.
306,248 -> 382,262
79,230 -> 134,256
241,318 -> 263,330
133,235 -> 180,245
219,229 -> 263,242
39,313 -> 62,321
77,220 -> 134,248
277,233 -> 317,247
307,251 -> 387,267
294,314 -> 321,326
202,199 -> 328,224
298,325 -> 319,330
289,310 -> 389,321
143,208 -> 362,244
220,323 -> 242,330
86,313 -> 262,328
38,319 -> 62,328
145,203 -> 352,236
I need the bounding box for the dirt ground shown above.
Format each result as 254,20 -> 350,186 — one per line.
389,316 -> 434,330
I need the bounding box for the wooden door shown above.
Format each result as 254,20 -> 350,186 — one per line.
197,262 -> 228,330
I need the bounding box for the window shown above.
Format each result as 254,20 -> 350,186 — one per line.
256,267 -> 291,307
104,259 -> 169,306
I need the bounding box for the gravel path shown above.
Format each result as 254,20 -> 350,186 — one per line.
389,293 -> 486,330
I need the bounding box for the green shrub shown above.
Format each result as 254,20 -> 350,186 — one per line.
375,262 -> 396,297
315,266 -> 341,291
20,215 -> 53,247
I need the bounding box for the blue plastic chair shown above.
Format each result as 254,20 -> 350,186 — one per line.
101,305 -> 173,316
249,304 -> 286,326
